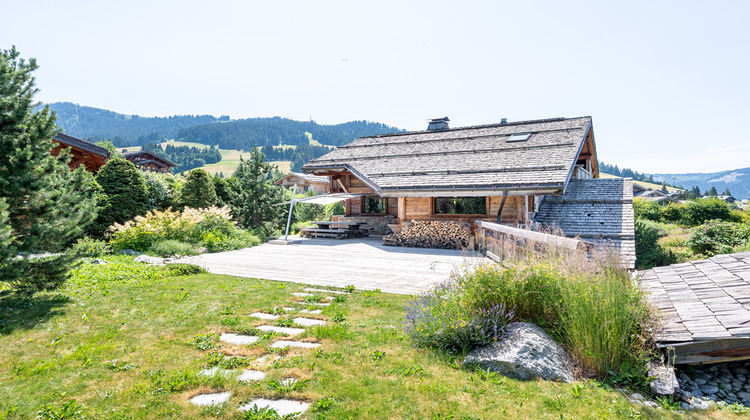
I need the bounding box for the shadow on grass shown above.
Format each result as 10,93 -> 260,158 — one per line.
0,292 -> 70,335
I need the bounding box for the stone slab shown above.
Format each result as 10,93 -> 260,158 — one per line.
238,370 -> 266,382
238,398 -> 310,416
292,292 -> 314,297
270,340 -> 321,349
250,312 -> 280,320
189,392 -> 231,406
198,367 -> 232,378
303,288 -> 348,295
220,333 -> 259,345
292,317 -> 326,327
256,325 -> 305,335
300,309 -> 322,315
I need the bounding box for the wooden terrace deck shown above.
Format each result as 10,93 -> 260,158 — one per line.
639,251 -> 750,364
179,236 -> 483,295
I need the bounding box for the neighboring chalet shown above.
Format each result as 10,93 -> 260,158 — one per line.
275,172 -> 330,194
51,133 -> 110,172
123,151 -> 176,173
636,189 -> 678,206
303,116 -> 635,268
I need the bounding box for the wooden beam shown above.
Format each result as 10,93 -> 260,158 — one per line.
397,197 -> 406,227
496,191 -> 508,224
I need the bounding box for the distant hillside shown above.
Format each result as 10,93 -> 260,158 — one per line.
176,117 -> 402,150
599,173 -> 681,192
49,103 -> 403,151
48,102 -> 223,146
651,167 -> 750,200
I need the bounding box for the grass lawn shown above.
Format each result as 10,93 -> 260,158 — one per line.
0,257 -> 733,419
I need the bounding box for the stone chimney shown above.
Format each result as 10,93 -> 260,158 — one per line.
427,117 -> 450,131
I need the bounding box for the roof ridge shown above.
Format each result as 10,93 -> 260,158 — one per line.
369,116 -> 591,139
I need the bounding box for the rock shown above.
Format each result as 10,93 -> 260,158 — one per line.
463,323 -> 575,382
134,255 -> 165,265
700,384 -> 719,395
630,393 -> 645,401
90,259 -> 107,265
119,249 -> 142,256
738,391 -> 750,401
648,359 -> 679,396
736,367 -> 750,375
694,378 -> 707,386
679,390 -> 693,403
690,399 -> 711,410
680,402 -> 691,411
643,401 -> 659,408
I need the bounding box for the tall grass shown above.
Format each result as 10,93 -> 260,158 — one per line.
408,242 -> 655,378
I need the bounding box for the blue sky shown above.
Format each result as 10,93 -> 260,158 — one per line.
2,0 -> 748,173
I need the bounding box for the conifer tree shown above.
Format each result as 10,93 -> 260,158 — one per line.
230,148 -> 284,232
179,169 -> 217,209
93,158 -> 148,233
0,46 -> 98,290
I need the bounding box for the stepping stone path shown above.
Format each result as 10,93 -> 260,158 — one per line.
256,325 -> 305,335
187,288 -> 347,416
292,317 -> 326,327
238,369 -> 266,382
300,309 -> 322,314
238,398 -> 310,416
220,333 -> 259,345
250,312 -> 280,320
271,340 -> 321,349
189,392 -> 231,406
303,288 -> 348,295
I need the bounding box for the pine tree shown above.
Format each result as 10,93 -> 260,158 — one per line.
230,148 -> 285,232
0,46 -> 98,290
723,187 -> 732,197
708,186 -> 718,196
179,169 -> 217,209
93,158 -> 148,233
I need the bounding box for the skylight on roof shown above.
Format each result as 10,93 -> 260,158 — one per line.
507,133 -> 531,142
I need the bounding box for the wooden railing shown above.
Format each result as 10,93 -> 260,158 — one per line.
473,220 -> 595,262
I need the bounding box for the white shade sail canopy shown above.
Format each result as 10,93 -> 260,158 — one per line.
273,193 -> 365,206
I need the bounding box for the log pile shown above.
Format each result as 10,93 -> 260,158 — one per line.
383,220 -> 471,250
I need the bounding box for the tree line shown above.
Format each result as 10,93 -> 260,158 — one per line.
141,143 -> 222,173
260,143 -> 335,172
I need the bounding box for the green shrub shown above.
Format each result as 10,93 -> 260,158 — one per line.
69,237 -> 111,258
682,198 -> 733,225
179,169 -> 217,209
325,201 -> 345,217
143,172 -> 175,211
109,206 -> 260,254
687,220 -> 750,256
635,219 -> 675,269
167,263 -> 207,276
633,198 -> 662,222
147,240 -> 201,257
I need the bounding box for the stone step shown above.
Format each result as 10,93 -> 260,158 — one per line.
270,340 -> 321,349
250,312 -> 280,320
292,292 -> 314,297
300,309 -> 322,315
292,317 -> 326,327
238,398 -> 310,416
303,288 -> 348,295
189,392 -> 231,406
256,325 -> 305,335
198,367 -> 231,377
220,333 -> 259,345
238,369 -> 266,382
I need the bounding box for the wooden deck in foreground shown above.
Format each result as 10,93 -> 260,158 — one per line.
639,251 -> 750,364
180,236 -> 483,295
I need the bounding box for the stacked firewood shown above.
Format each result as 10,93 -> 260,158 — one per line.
383,220 -> 471,249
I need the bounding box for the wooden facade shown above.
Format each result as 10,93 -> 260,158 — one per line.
123,151 -> 176,173
275,172 -> 329,194
51,133 -> 110,172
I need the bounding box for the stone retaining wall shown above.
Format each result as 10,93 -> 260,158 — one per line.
332,215 -> 396,236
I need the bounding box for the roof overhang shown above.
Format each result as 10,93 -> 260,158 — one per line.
273,193 -> 366,206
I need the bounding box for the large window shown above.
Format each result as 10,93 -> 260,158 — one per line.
433,197 -> 487,215
363,195 -> 387,214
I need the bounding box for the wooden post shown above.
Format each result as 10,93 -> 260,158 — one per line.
496,191 -> 508,224
398,197 -> 406,230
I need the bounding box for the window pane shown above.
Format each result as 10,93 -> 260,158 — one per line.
434,197 -> 486,215
364,196 -> 387,213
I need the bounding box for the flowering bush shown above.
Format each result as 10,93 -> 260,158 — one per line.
687,220 -> 750,256
404,280 -> 515,352
109,206 -> 260,254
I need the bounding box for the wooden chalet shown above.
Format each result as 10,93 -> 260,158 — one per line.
275,172 -> 330,194
123,151 -> 176,173
51,133 -> 110,172
303,116 -> 635,267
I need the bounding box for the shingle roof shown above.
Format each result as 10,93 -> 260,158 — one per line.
53,133 -> 109,157
277,172 -> 329,184
123,151 -> 176,168
534,178 -> 635,269
303,117 -> 592,196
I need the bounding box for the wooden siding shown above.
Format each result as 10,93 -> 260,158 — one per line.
398,195 -> 527,225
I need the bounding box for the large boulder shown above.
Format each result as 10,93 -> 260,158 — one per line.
463,322 -> 575,382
